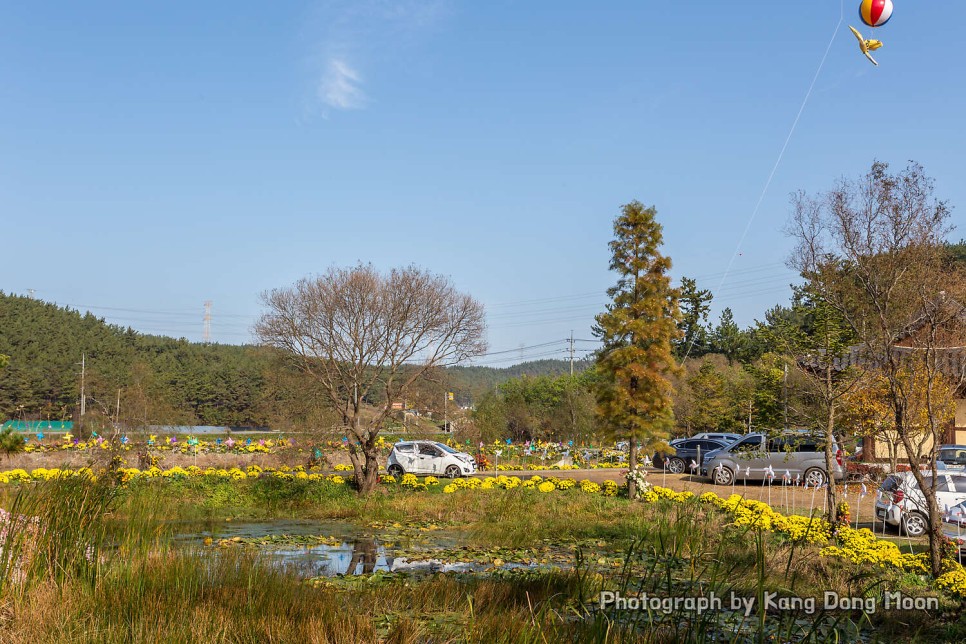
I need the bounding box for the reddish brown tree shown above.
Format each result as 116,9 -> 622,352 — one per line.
256,264 -> 486,493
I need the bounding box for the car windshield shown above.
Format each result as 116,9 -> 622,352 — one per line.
940,448 -> 966,463
880,475 -> 900,492
436,443 -> 459,454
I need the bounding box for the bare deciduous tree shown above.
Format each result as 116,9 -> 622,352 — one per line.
788,160 -> 965,575
255,264 -> 487,494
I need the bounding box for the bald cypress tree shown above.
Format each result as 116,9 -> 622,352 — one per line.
594,202 -> 683,498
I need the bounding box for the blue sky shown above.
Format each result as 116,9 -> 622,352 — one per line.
2,1 -> 962,365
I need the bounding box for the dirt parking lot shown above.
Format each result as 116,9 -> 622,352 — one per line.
479,467 -> 905,536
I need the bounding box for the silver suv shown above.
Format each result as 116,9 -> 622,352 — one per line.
700,432 -> 845,487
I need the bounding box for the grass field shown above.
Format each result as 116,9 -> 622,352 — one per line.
0,474 -> 963,642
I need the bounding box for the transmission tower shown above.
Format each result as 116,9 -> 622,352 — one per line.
203,300 -> 212,343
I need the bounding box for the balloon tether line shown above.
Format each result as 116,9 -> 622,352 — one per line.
679,0 -> 845,366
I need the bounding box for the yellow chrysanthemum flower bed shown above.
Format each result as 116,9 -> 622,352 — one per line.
936,565 -> 966,598
580,480 -> 602,494
0,466 -> 346,486
819,527 -> 912,568
693,490 -> 945,578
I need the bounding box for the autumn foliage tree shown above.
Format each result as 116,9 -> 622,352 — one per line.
788,160 -> 965,575
843,368 -> 957,475
594,202 -> 682,498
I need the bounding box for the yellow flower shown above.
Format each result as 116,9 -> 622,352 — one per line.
936,565 -> 966,598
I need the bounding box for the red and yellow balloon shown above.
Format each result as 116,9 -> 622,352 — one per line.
859,0 -> 893,28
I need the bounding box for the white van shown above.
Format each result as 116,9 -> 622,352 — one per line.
386,441 -> 476,478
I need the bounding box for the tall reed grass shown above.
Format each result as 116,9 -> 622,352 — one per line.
0,479 -> 958,641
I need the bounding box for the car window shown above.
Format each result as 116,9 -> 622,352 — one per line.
678,440 -> 699,450
936,475 -> 952,493
949,475 -> 966,492
700,440 -> 723,450
395,443 -> 414,453
767,438 -> 789,453
732,436 -> 763,451
419,444 -> 441,457
903,475 -> 933,491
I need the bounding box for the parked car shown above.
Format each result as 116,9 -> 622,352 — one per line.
690,432 -> 743,443
700,432 -> 845,487
875,471 -> 966,537
938,445 -> 966,471
655,439 -> 728,474
386,441 -> 476,478
942,500 -> 966,554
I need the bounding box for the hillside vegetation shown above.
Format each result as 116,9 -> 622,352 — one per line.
0,293 -> 577,428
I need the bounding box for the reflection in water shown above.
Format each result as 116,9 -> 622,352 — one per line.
172,520 -> 522,577
347,538 -> 378,575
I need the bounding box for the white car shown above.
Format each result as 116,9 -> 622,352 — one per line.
875,471 -> 966,537
386,441 -> 476,478
942,501 -> 966,554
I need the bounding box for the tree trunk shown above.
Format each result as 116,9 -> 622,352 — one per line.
628,439 -> 638,499
352,430 -> 381,494
898,420 -> 945,577
887,435 -> 897,474
345,419 -> 382,494
824,365 -> 838,523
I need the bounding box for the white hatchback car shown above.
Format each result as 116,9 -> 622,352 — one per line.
875,471 -> 966,537
386,441 -> 476,478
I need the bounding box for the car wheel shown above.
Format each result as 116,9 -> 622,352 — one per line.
387,464 -> 404,477
902,512 -> 928,537
804,468 -> 827,488
712,466 -> 734,486
445,465 -> 462,479
668,458 -> 686,474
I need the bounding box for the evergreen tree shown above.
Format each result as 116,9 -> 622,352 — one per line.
710,308 -> 747,364
593,201 -> 682,498
675,277 -> 713,358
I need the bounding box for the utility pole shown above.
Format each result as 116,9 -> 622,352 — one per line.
115,388 -> 121,426
569,331 -> 575,376
79,354 -> 86,418
783,362 -> 789,430
203,300 -> 212,344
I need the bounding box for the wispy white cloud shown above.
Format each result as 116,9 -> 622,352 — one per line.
318,58 -> 366,111
302,0 -> 450,118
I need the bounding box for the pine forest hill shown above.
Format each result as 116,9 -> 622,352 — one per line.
0,292 -> 590,430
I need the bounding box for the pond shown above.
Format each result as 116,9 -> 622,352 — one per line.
171,519 -> 555,577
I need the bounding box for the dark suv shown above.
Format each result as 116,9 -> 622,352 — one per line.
655,438 -> 728,474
